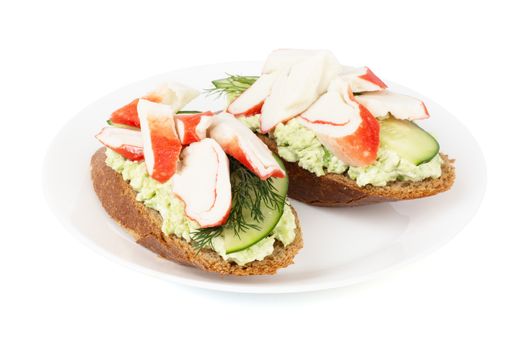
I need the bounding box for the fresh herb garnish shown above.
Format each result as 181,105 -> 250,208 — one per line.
176,110 -> 202,114
190,228 -> 224,253
207,74 -> 258,100
190,157 -> 284,253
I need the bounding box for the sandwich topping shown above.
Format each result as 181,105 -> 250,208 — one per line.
105,149 -> 296,265
246,116 -> 442,187
94,49 -> 448,265
209,49 -> 444,187
96,82 -> 296,266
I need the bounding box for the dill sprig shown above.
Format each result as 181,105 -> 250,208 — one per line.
190,227 -> 224,253
190,158 -> 284,252
206,74 -> 258,100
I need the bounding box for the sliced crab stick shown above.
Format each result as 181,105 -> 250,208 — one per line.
172,138 -> 231,227
175,111 -> 214,145
226,72 -> 281,117
300,79 -> 356,126
109,82 -> 199,128
260,51 -> 341,133
209,112 -> 285,180
95,126 -> 144,161
155,82 -> 200,112
262,49 -> 329,74
339,66 -> 387,93
137,99 -> 182,183
110,96 -> 160,129
299,79 -> 380,167
354,90 -> 430,120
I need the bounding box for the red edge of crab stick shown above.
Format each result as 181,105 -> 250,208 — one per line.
209,113 -> 286,180
110,95 -> 162,128
359,67 -> 388,90
137,99 -> 182,183
299,80 -> 380,167
175,111 -> 214,145
95,126 -> 144,161
172,138 -> 232,227
226,72 -> 280,117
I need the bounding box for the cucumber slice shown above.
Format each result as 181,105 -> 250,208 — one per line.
212,76 -> 258,89
380,118 -> 440,165
223,157 -> 288,254
211,77 -> 233,89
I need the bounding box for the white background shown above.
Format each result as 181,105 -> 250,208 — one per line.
1,1 -> 523,349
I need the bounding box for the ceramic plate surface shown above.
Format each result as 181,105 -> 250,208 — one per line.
43,62 -> 486,293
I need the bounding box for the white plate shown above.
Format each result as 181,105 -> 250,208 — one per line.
43,62 -> 486,294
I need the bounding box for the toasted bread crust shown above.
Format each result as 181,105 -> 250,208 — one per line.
258,135 -> 455,207
91,148 -> 303,276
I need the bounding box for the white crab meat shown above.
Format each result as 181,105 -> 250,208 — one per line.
298,78 -> 380,167
137,99 -> 181,183
175,111 -> 214,145
152,82 -> 200,112
226,71 -> 281,117
339,66 -> 387,93
301,78 -> 356,125
260,50 -> 341,133
109,82 -> 200,129
209,112 -> 285,180
261,48 -> 329,73
95,126 -> 144,161
171,138 -> 231,227
354,90 -> 430,120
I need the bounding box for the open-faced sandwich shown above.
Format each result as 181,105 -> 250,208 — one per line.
210,49 -> 455,206
91,83 -> 303,275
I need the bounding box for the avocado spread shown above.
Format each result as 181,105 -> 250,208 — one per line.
240,116 -> 442,186
105,148 -> 296,265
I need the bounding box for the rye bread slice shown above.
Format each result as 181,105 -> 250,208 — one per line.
258,135 -> 455,207
91,147 -> 303,276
